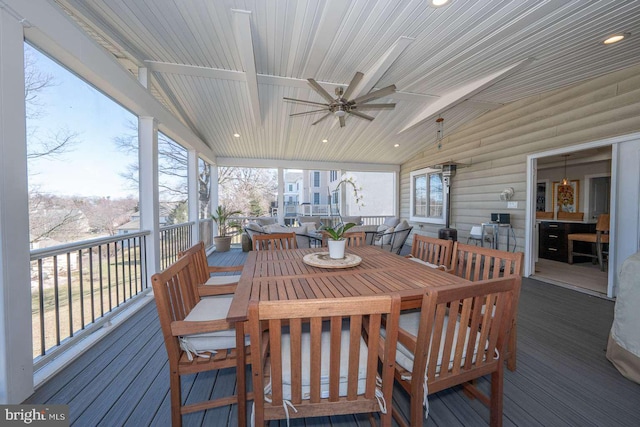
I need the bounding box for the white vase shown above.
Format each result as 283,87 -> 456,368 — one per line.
328,239 -> 346,259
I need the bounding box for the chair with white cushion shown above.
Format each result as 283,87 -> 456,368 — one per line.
406,234 -> 453,270
390,277 -> 519,427
178,241 -> 242,296
248,295 -> 401,426
152,255 -> 251,427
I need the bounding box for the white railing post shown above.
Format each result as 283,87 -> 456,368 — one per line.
0,7 -> 34,403
211,166 -> 219,237
138,116 -> 160,282
187,149 -> 199,244
277,167 -> 284,224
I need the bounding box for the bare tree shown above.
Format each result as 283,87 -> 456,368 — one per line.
25,45 -> 79,159
28,193 -> 85,243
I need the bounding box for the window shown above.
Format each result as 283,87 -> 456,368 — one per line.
330,170 -> 338,181
313,171 -> 320,187
410,168 -> 446,224
288,184 -> 293,192
313,192 -> 320,204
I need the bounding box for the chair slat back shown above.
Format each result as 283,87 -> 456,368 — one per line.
178,241 -> 209,284
344,231 -> 366,247
252,232 -> 298,251
151,255 -> 199,360
450,242 -> 523,281
416,277 -> 518,395
411,235 -> 453,268
249,295 -> 400,425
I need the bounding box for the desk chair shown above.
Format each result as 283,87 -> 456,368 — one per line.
568,214 -> 610,271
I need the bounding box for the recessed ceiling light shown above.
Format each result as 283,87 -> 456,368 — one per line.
429,0 -> 450,7
233,133 -> 240,138
603,33 -> 629,45
322,139 -> 328,143
394,144 -> 400,148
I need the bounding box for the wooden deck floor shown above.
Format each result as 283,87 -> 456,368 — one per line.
25,248 -> 640,426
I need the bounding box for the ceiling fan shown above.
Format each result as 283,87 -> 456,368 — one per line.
284,72 -> 396,127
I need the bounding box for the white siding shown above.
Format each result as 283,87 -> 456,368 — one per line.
400,64 -> 640,250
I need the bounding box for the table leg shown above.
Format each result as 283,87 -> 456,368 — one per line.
235,320 -> 247,427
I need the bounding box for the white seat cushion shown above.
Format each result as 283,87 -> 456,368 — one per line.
205,274 -> 241,285
407,257 -> 439,269
277,322 -> 368,400
180,296 -> 249,355
383,311 -> 481,376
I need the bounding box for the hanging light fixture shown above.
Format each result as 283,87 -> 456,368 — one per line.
436,117 -> 444,141
561,154 -> 569,185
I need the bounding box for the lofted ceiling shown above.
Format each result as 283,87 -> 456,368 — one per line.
54,0 -> 640,166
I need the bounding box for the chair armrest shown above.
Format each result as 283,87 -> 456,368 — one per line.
208,265 -> 243,273
171,319 -> 234,336
197,283 -> 237,297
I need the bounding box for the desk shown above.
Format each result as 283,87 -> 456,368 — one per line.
481,222 -> 513,251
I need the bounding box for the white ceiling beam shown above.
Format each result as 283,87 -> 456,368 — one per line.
399,58 -> 533,134
352,36 -> 414,97
143,61 -> 503,111
232,9 -> 261,126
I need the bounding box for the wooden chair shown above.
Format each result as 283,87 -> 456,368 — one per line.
568,213 -> 610,271
392,277 -> 519,427
151,255 -> 251,427
178,241 -> 243,294
252,232 -> 298,250
406,234 -> 453,269
320,230 -> 366,247
449,242 -> 523,372
248,295 -> 401,426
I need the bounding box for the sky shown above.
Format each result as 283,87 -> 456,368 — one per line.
26,43 -> 139,199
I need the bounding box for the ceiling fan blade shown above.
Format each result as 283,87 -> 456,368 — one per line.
342,71 -> 364,100
290,108 -> 330,117
283,97 -> 330,108
339,115 -> 346,127
349,84 -> 396,105
349,111 -> 375,121
307,78 -> 336,103
352,103 -> 396,110
312,113 -> 332,125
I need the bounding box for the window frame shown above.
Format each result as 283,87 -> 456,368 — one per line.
313,171 -> 320,187
409,167 -> 446,225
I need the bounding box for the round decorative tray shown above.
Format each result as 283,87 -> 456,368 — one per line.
302,252 -> 362,269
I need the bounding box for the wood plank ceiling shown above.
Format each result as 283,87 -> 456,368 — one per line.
55,0 -> 640,166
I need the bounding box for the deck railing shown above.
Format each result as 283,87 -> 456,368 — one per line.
159,222 -> 194,270
30,231 -> 149,365
227,215 -> 392,245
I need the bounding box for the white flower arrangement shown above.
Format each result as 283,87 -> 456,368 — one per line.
336,174 -> 365,207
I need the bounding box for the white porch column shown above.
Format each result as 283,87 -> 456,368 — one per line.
187,149 -> 200,243
211,166 -> 219,237
0,8 -> 33,403
138,116 -> 160,282
277,167 -> 284,224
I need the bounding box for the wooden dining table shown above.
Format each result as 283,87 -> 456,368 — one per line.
226,245 -> 471,426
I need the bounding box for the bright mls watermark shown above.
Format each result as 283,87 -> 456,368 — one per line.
1,405 -> 68,426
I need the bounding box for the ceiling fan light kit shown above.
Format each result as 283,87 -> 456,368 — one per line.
284,71 -> 396,128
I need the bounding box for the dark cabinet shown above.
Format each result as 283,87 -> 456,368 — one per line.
539,221 -> 596,263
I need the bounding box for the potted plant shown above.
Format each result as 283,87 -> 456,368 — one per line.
320,222 -> 357,259
212,205 -> 242,252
